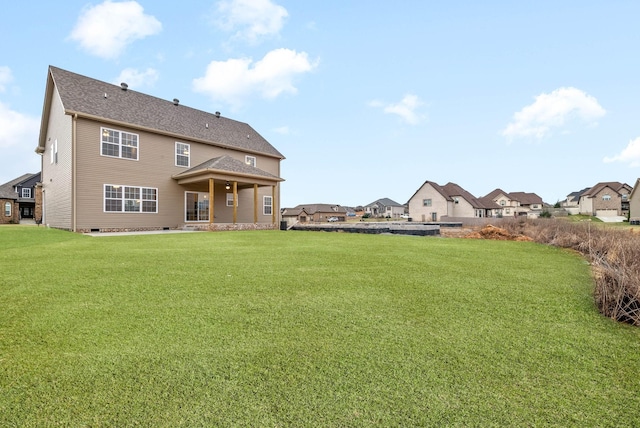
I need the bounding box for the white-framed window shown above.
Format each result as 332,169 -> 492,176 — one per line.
21,188 -> 31,198
176,142 -> 190,167
500,200 -> 505,206
245,155 -> 256,167
185,192 -> 209,222
263,195 -> 273,216
226,193 -> 236,207
4,202 -> 11,217
50,140 -> 58,165
104,184 -> 157,213
101,128 -> 139,160
602,194 -> 612,201
423,199 -> 432,207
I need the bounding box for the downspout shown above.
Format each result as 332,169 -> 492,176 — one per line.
72,113 -> 77,232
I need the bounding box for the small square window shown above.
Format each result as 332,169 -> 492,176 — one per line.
245,156 -> 256,167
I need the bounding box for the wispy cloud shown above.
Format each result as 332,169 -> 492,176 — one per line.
68,0 -> 162,59
114,68 -> 159,89
0,101 -> 39,149
369,94 -> 426,125
0,66 -> 12,92
603,137 -> 640,167
215,0 -> 288,44
193,48 -> 317,109
502,87 -> 605,139
272,126 -> 290,135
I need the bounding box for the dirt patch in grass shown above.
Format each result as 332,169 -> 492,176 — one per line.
463,224 -> 533,242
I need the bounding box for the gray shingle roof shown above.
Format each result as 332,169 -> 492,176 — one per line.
173,155 -> 281,180
0,173 -> 37,199
46,66 -> 284,159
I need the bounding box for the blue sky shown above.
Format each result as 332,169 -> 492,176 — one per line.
2,1 -> 640,207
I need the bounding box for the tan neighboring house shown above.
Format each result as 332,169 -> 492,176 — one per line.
407,181 -> 501,221
484,189 -> 544,218
0,173 -> 42,224
36,66 -> 284,233
364,198 -> 406,218
629,178 -> 640,224
561,187 -> 590,214
578,182 -> 632,217
281,204 -> 348,224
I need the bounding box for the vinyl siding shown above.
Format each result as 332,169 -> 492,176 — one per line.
41,87 -> 73,229
74,118 -> 279,230
408,183 -> 449,222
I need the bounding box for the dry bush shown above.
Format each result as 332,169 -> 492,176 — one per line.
501,218 -> 640,326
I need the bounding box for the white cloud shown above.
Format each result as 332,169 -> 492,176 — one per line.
603,137 -> 640,167
114,68 -> 159,89
369,94 -> 426,125
502,87 -> 606,139
216,0 -> 288,44
0,101 -> 41,185
192,48 -> 317,109
0,66 -> 12,92
68,1 -> 162,59
0,102 -> 39,149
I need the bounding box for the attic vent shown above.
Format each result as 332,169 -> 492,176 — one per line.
120,82 -> 128,91
215,111 -> 221,117
173,98 -> 180,106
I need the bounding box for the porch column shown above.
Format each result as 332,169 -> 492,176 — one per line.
254,184 -> 258,223
272,185 -> 276,224
208,178 -> 214,224
232,181 -> 238,224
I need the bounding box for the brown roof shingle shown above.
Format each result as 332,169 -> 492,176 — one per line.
46,66 -> 284,159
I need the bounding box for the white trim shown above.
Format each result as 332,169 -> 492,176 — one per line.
100,127 -> 139,161
263,195 -> 273,216
245,155 -> 256,167
175,142 -> 190,167
184,191 -> 210,222
104,184 -> 157,213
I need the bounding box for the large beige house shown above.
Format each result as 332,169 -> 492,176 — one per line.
630,178 -> 640,224
484,189 -> 544,217
36,66 -> 284,233
407,181 -> 501,221
577,182 -> 632,217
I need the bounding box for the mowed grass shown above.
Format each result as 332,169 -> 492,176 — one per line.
1,226 -> 640,426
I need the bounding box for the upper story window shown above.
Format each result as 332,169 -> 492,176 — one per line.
21,188 -> 31,198
500,200 -> 505,206
101,128 -> 138,160
245,155 -> 256,167
602,194 -> 612,201
104,184 -> 157,213
50,139 -> 58,164
423,199 -> 432,207
622,194 -> 628,200
176,142 -> 190,167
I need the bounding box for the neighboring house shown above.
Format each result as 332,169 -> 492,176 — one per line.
484,189 -> 544,217
281,204 -> 348,223
561,187 -> 590,214
0,173 -> 41,224
407,181 -> 501,221
364,198 -> 406,218
629,178 -> 640,224
578,182 -> 632,217
35,66 -> 284,233
562,188 -> 590,208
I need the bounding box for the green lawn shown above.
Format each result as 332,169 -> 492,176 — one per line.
1,226 -> 639,426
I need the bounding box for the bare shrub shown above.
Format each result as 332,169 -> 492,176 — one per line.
502,218 -> 640,326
